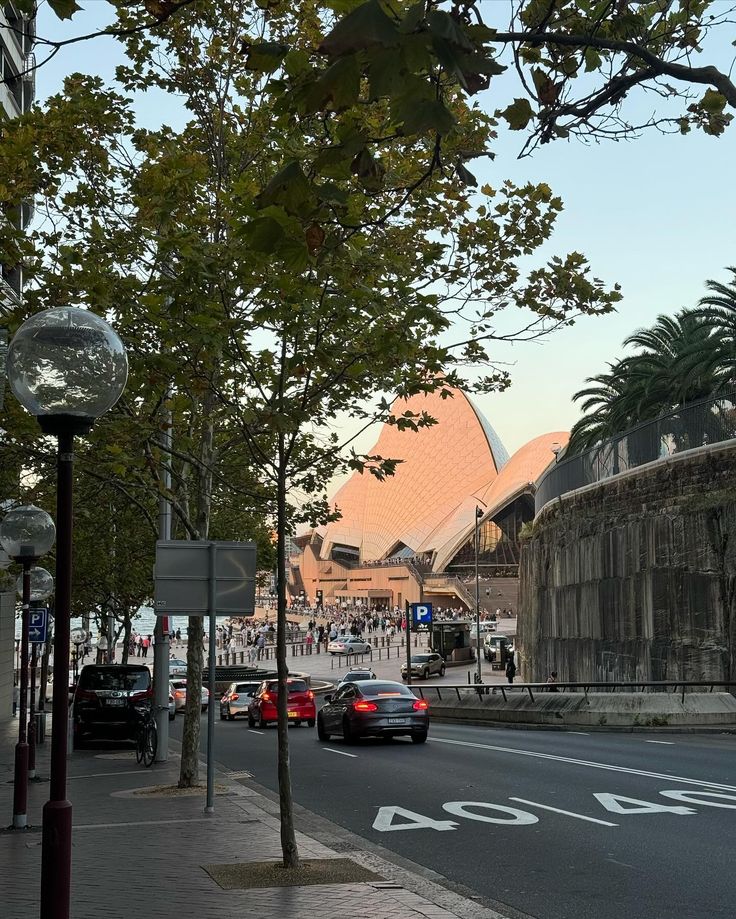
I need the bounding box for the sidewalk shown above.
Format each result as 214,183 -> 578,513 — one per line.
0,716 -> 508,919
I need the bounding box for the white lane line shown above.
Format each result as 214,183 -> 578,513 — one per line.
645,740 -> 675,745
247,730 -> 264,736
509,797 -> 618,827
323,747 -> 358,758
568,732 -> 590,735
431,736 -> 736,792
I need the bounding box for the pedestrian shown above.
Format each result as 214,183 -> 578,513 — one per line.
175,627 -> 181,642
142,634 -> 151,658
546,671 -> 559,692
12,680 -> 19,717
96,631 -> 108,665
505,654 -> 516,684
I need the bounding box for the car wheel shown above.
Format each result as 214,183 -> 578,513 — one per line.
411,731 -> 428,744
169,711 -> 176,722
317,713 -> 329,741
219,709 -> 226,721
258,713 -> 268,729
307,718 -> 315,728
227,711 -> 235,721
440,665 -> 446,676
422,668 -> 429,680
342,715 -> 358,744
248,713 -> 255,727
294,720 -> 302,727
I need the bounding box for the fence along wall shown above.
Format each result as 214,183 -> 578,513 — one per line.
518,441 -> 736,684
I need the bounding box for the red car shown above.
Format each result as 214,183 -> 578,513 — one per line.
248,678 -> 316,728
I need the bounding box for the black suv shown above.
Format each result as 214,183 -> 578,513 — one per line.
73,664 -> 152,744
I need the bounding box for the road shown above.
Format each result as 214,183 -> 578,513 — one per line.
171,713 -> 736,919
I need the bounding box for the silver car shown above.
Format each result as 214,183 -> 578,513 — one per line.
170,678 -> 210,713
220,681 -> 260,721
336,667 -> 377,689
327,637 -> 372,655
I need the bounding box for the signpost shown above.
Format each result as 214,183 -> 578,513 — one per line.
411,603 -> 433,628
154,540 -> 257,813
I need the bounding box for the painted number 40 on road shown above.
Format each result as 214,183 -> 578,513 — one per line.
373,790 -> 736,832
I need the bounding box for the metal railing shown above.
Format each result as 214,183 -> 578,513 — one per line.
535,390 -> 736,515
414,681 -> 736,705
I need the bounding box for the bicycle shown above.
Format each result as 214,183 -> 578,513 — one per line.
135,707 -> 157,768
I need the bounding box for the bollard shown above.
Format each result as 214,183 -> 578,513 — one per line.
292,645 -> 296,657
316,642 -> 320,654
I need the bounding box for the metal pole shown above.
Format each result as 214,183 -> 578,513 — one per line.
153,401 -> 172,763
205,542 -> 217,815
12,561 -> 31,828
41,428 -> 74,919
28,603 -> 40,779
475,507 -> 482,684
404,600 -> 412,686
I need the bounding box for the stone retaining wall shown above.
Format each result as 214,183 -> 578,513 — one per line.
518,443 -> 736,684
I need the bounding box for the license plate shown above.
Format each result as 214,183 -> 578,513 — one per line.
106,699 -> 125,707
287,711 -> 299,718
388,717 -> 408,724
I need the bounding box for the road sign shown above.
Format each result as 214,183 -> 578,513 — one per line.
154,540 -> 257,616
71,627 -> 87,645
28,608 -> 48,643
411,603 -> 433,625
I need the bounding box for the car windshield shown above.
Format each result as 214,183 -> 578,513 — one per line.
236,684 -> 258,693
361,681 -> 413,697
411,655 -> 433,662
78,668 -> 150,692
266,680 -> 308,693
344,672 -> 374,681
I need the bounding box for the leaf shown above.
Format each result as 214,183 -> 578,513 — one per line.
283,49 -> 310,78
455,162 -> 477,186
240,217 -> 285,252
367,46 -> 408,100
501,98 -> 534,130
244,42 -> 289,74
256,161 -> 318,216
400,2 -> 425,34
319,0 -> 400,56
584,47 -> 602,72
305,223 -> 326,256
397,98 -> 456,136
531,68 -> 558,105
427,10 -> 474,51
48,0 -> 82,18
350,147 -> 386,191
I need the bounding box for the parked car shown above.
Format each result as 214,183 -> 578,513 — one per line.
168,683 -> 176,721
336,667 -> 377,688
168,657 -> 188,677
170,678 -> 210,713
317,679 -> 429,744
327,637 -> 372,655
248,678 -> 316,728
220,681 -> 260,721
72,664 -> 152,744
401,652 -> 445,680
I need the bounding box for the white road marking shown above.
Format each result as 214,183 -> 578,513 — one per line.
509,797 -> 618,827
645,740 -> 675,745
74,817 -> 213,830
247,730 -> 264,736
431,736 -> 736,792
568,732 -> 589,735
323,747 -> 357,758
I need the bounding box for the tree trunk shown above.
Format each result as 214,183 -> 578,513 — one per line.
122,614 -> 132,665
276,459 -> 300,868
178,616 -> 205,787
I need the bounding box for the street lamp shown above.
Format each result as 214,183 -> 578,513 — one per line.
6,307 -> 127,919
551,442 -> 562,462
474,505 -> 484,685
17,566 -> 54,780
0,505 -> 56,828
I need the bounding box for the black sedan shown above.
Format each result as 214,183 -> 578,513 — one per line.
317,680 -> 429,744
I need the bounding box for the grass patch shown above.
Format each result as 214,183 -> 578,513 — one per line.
203,858 -> 383,890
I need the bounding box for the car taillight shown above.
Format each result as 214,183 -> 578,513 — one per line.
76,689 -> 96,701
175,690 -> 185,699
230,694 -> 239,701
307,691 -> 314,701
413,700 -> 429,711
262,692 -> 271,702
353,701 -> 378,712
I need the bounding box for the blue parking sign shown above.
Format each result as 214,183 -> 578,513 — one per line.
410,603 -> 433,625
28,608 -> 48,644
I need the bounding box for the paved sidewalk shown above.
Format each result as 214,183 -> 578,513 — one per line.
0,716 -> 508,919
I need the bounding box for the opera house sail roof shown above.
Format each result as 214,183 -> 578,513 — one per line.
317,386 -> 568,573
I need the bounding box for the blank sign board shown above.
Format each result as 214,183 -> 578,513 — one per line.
154,540 -> 257,616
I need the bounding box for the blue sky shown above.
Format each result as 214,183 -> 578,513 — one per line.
33,3 -> 736,457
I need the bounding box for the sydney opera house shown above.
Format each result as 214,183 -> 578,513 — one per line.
289,387 -> 567,615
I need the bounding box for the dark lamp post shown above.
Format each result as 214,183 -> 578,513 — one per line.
474,505 -> 484,685
6,307 -> 127,919
0,506 -> 56,829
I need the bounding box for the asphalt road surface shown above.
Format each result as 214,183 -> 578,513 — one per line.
171,714 -> 736,919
